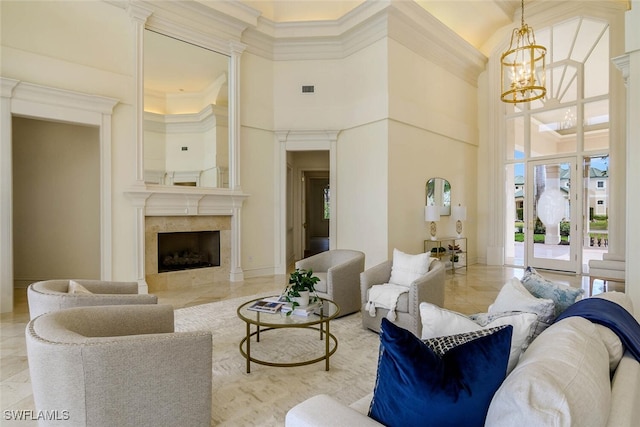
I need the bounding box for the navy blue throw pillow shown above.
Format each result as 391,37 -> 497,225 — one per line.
368,318 -> 512,427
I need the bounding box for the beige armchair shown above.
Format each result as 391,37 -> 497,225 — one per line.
361,259 -> 445,337
27,279 -> 157,319
588,253 -> 626,295
295,249 -> 365,316
26,304 -> 212,427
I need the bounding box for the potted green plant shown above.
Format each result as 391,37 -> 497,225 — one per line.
284,268 -> 320,310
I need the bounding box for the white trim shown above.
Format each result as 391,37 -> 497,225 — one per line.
242,1 -> 486,87
276,130 -> 338,273
0,78 -> 118,313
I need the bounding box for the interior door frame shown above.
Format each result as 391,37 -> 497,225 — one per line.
302,171 -> 330,257
525,156 -> 579,273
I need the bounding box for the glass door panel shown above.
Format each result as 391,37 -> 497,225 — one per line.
526,158 -> 578,272
506,163 -> 525,266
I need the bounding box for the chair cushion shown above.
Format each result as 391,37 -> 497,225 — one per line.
389,249 -> 434,287
313,272 -> 327,293
369,318 -> 512,427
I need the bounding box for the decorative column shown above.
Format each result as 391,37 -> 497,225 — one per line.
0,78 -> 19,313
228,40 -> 247,191
127,3 -> 152,184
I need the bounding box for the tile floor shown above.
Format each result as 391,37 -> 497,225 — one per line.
0,264 -> 596,425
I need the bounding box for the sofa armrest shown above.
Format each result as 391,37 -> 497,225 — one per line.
286,395 -> 383,427
607,352 -> 640,427
360,260 -> 392,304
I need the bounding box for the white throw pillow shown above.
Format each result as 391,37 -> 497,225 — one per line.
68,280 -> 93,294
389,249 -> 434,287
485,317 -> 611,427
489,277 -> 556,338
419,302 -> 538,373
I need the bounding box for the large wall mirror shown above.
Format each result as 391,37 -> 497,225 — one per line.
143,29 -> 230,188
426,178 -> 451,216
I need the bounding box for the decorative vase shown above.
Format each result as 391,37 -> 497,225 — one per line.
292,290 -> 310,307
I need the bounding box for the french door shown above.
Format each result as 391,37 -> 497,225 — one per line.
525,158 -> 579,273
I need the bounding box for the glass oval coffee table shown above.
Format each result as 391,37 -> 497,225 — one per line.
237,296 -> 340,373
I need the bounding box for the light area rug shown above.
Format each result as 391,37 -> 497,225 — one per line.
174,293 -> 380,426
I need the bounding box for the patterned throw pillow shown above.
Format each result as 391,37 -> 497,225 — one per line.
420,302 -> 538,373
422,326 -> 509,356
521,266 -> 584,316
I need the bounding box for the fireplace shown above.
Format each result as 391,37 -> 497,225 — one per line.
144,215 -> 232,291
157,231 -> 220,273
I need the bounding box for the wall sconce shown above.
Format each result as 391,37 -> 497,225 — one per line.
452,204 -> 467,238
425,205 -> 441,240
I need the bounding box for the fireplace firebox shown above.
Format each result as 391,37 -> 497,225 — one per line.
157,231 -> 220,273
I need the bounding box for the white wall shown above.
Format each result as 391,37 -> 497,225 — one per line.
1,1 -> 138,284
335,122 -> 389,267
386,39 -> 479,262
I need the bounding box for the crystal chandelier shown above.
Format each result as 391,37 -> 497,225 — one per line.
500,0 -> 546,103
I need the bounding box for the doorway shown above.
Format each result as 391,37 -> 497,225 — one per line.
526,158 -> 578,273
303,171 -> 329,258
12,117 -> 101,287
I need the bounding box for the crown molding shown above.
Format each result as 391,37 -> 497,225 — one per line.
387,1 -> 487,86
242,1 -> 486,85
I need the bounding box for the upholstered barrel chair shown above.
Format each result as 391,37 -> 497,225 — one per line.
295,249 -> 366,316
361,253 -> 445,337
27,279 -> 157,319
25,304 -> 212,427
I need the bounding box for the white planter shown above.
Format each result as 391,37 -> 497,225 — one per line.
292,290 -> 310,307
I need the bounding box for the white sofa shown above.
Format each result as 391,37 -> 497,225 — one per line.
286,292 -> 640,427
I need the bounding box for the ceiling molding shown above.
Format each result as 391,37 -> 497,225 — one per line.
241,1 -> 486,85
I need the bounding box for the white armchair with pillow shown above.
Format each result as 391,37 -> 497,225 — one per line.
27,279 -> 157,319
361,249 -> 445,337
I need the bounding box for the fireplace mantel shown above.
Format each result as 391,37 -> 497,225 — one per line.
126,185 -> 249,216
126,185 -> 249,293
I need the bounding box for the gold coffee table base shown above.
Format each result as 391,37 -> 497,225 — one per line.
239,325 -> 338,372
237,297 -> 340,373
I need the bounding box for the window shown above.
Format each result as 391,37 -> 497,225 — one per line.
323,185 -> 330,220
597,181 -> 604,189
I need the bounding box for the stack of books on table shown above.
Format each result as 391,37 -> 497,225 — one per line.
281,301 -> 321,317
247,299 -> 285,313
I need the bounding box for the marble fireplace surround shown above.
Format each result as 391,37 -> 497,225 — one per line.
146,216 -> 230,291
127,187 -> 248,293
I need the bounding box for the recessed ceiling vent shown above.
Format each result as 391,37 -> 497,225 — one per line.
302,85 -> 315,93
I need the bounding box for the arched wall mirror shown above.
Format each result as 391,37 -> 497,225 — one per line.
426,178 -> 451,216
143,29 -> 230,188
